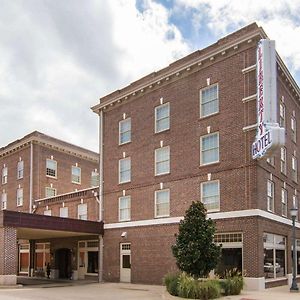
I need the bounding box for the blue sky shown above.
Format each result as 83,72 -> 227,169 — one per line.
0,0 -> 299,151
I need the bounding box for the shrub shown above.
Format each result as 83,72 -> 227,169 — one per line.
198,280 -> 221,300
163,272 -> 180,296
220,269 -> 244,296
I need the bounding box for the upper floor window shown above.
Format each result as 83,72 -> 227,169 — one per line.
44,209 -> 52,216
45,187 -> 57,198
72,166 -> 81,184
60,207 -> 68,218
155,189 -> 170,218
78,203 -> 87,220
292,156 -> 298,183
119,118 -> 131,145
279,102 -> 285,127
155,103 -> 170,133
200,132 -> 219,165
2,166 -> 8,184
280,147 -> 287,175
200,84 -> 219,118
293,195 -> 298,220
267,156 -> 275,167
119,157 -> 131,184
291,117 -> 297,143
119,195 -> 131,222
201,180 -> 220,212
17,187 -> 23,207
155,146 -> 170,176
17,160 -> 24,179
281,188 -> 287,217
267,180 -> 274,212
1,191 -> 7,210
46,159 -> 57,178
91,170 -> 99,187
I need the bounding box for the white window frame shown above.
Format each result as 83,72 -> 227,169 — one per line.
2,166 -> 8,184
155,102 -> 170,133
200,83 -> 219,118
291,117 -> 297,143
45,187 -> 57,198
155,189 -> 170,218
292,156 -> 298,183
155,146 -> 170,176
281,188 -> 287,217
1,191 -> 7,210
44,209 -> 52,216
279,102 -> 285,128
267,180 -> 274,212
280,147 -> 287,175
293,195 -> 298,221
119,157 -> 131,184
119,118 -> 131,145
46,159 -> 57,178
266,156 -> 275,166
91,171 -> 99,187
201,180 -> 220,212
17,187 -> 23,207
17,160 -> 24,179
119,195 -> 131,222
59,207 -> 68,218
200,132 -> 220,166
72,166 -> 81,184
78,203 -> 88,220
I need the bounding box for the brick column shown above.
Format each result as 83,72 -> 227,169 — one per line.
0,226 -> 17,285
29,240 -> 35,277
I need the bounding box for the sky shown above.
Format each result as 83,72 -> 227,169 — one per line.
1,0 -> 300,152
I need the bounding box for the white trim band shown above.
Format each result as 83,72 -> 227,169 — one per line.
104,209 -> 299,229
242,94 -> 257,103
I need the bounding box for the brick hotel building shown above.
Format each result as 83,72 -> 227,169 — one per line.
0,23 -> 299,290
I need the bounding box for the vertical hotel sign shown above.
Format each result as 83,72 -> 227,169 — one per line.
252,39 -> 285,159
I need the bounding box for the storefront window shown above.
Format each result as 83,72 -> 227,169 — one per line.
87,251 -> 98,273
263,233 -> 286,279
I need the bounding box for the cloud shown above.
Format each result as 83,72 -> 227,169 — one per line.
174,0 -> 300,75
0,0 -> 189,151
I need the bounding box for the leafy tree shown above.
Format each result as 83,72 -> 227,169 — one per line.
172,201 -> 221,278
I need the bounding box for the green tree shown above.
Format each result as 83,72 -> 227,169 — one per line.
172,201 -> 221,278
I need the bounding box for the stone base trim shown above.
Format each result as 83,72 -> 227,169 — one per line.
244,277 -> 265,291
0,275 -> 17,285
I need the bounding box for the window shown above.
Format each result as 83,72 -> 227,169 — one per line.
1,191 -> 7,210
17,160 -> 24,179
200,132 -> 219,165
72,166 -> 81,184
119,196 -> 131,222
17,187 -> 23,207
155,189 -> 170,218
2,166 -> 8,184
293,195 -> 298,221
292,156 -> 298,182
201,180 -> 220,212
59,207 -> 68,218
291,117 -> 297,143
78,203 -> 87,220
119,118 -> 131,145
263,233 -> 286,279
267,180 -> 274,212
44,209 -> 52,216
200,84 -> 219,118
46,159 -> 57,178
45,187 -> 56,198
119,157 -> 131,184
281,188 -> 287,217
155,103 -> 170,133
280,147 -> 286,175
155,146 -> 170,176
91,170 -> 99,187
267,156 -> 275,166
279,102 -> 285,127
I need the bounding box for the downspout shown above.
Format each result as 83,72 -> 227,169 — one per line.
29,141 -> 33,213
98,109 -> 104,283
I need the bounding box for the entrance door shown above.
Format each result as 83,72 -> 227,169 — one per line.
120,243 -> 131,283
56,248 -> 71,279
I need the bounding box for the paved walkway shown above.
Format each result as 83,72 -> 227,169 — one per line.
1,282 -> 300,300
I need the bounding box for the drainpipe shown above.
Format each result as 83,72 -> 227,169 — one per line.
98,109 -> 104,283
29,141 -> 33,213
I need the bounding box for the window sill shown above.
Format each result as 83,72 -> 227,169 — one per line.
46,175 -> 57,179
199,161 -> 220,168
155,172 -> 170,177
207,209 -> 220,213
118,181 -> 131,185
119,141 -> 131,146
154,128 -> 170,135
199,112 -> 220,120
155,215 -> 170,219
119,219 -> 131,223
72,181 -> 81,185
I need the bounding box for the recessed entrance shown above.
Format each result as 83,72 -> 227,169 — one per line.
56,248 -> 72,279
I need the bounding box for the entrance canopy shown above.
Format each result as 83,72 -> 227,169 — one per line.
0,210 -> 104,239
